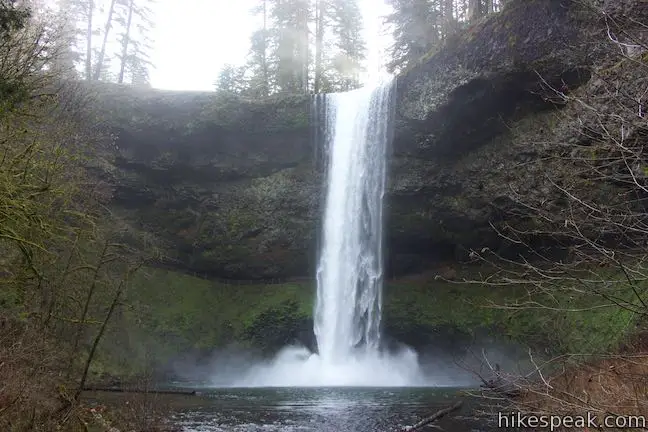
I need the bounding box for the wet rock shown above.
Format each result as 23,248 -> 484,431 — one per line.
88,0 -> 635,279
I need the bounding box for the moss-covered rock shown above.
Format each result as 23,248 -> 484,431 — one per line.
94,265 -> 639,376
86,0 -> 640,279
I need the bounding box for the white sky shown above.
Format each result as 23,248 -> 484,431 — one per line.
149,0 -> 392,91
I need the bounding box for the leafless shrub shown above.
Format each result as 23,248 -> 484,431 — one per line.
462,0 -> 648,426
0,5 -> 165,431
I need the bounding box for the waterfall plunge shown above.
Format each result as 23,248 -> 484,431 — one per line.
315,78 -> 391,363
235,77 -> 422,387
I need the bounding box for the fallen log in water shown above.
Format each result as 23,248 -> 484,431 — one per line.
400,400 -> 463,431
83,387 -> 200,396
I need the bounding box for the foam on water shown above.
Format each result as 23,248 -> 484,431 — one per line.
237,345 -> 422,387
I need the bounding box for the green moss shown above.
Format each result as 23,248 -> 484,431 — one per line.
266,102 -> 309,131
383,279 -> 534,345
447,195 -> 470,209
383,267 -> 642,356
96,267 -> 315,373
94,264 -> 642,377
195,208 -> 262,246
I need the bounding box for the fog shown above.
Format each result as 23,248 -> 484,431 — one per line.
169,336 -> 533,390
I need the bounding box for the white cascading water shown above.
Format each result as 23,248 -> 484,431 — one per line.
234,76 -> 422,387
315,78 -> 391,363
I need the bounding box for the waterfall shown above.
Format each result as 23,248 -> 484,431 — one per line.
314,77 -> 394,363
234,77 -> 422,387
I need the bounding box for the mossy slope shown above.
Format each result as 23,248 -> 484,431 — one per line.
94,265 -> 640,378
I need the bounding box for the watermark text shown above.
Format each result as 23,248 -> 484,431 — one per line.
498,411 -> 646,430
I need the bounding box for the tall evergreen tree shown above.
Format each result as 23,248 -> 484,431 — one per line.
271,0 -> 310,93
386,0 -> 504,73
116,0 -> 133,83
468,0 -> 482,20
328,0 -> 365,91
56,0 -> 96,79
243,0 -> 272,97
84,0 -> 93,79
231,0 -> 365,96
116,0 -> 154,85
313,0 -> 326,93
385,0 -> 440,73
93,0 -> 118,80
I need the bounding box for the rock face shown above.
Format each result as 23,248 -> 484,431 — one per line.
93,0 -> 607,279
387,0 -> 594,272
93,89 -> 320,279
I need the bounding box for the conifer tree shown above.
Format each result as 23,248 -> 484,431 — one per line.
385,0 -> 440,73
215,63 -> 247,94
231,0 -> 366,96
328,0 -> 365,91
93,0 -> 118,80
386,0 -> 504,73
116,0 -> 154,85
271,0 -> 310,93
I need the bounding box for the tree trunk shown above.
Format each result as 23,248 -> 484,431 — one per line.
261,0 -> 269,96
85,0 -> 93,80
468,0 -> 481,20
314,0 -> 324,93
74,279 -> 124,401
66,242 -> 109,379
400,401 -> 463,431
486,0 -> 495,13
93,0 -> 117,81
443,0 -> 454,39
118,0 -> 135,84
299,1 -> 309,93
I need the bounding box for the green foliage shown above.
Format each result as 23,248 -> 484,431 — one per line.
243,299 -> 311,355
383,268 -> 639,357
96,267 -> 314,372
95,264 -> 641,375
0,9 -> 159,429
215,63 -> 248,94
90,81 -> 310,140
0,1 -> 30,37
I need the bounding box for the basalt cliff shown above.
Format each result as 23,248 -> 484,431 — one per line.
89,0 -> 640,281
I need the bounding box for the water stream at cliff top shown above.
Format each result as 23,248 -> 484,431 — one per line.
235,76 -> 424,387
